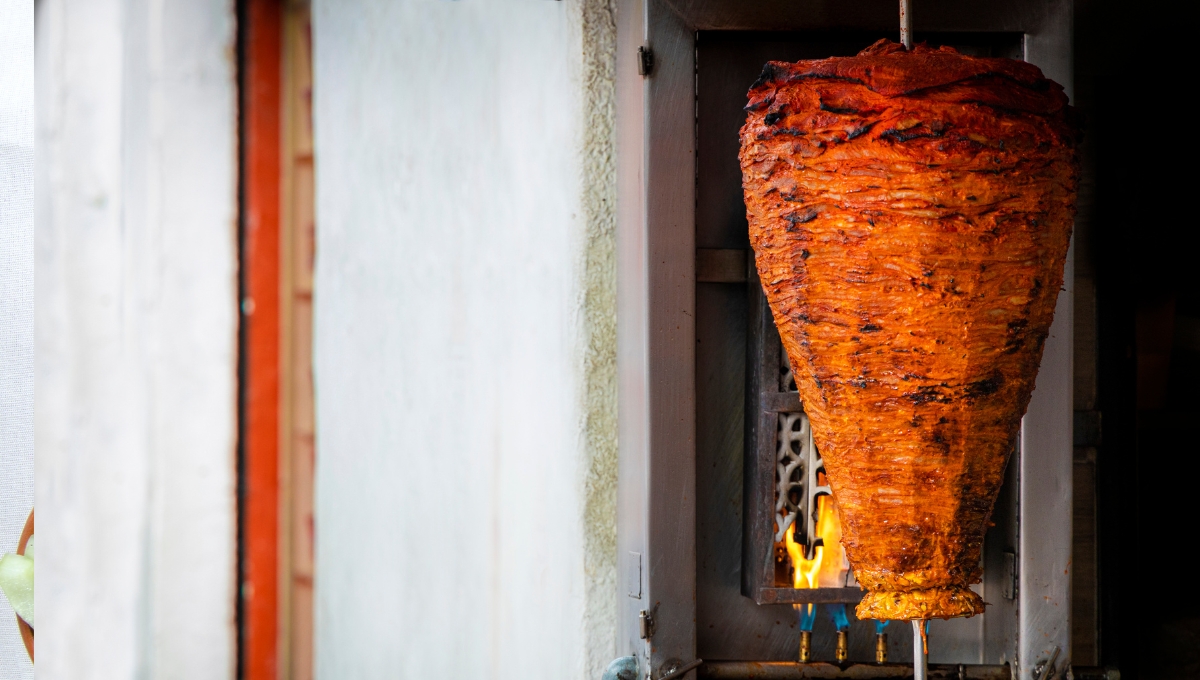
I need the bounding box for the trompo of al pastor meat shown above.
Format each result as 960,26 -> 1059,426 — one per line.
740,39 -> 1081,620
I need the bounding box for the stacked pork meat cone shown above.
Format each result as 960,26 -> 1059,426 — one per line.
740,39 -> 1081,620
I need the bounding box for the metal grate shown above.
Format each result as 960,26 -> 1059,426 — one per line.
743,272 -> 862,605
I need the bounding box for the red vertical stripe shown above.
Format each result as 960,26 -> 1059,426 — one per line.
242,0 -> 282,678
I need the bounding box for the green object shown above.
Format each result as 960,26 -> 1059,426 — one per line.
0,539 -> 33,627
601,656 -> 638,680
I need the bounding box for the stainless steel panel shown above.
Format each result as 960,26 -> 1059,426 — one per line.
617,0 -> 699,677
1019,3 -> 1075,676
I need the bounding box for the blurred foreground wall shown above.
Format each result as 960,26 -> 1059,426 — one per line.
1,0 -> 34,676
34,0 -> 238,677
310,1 -> 619,677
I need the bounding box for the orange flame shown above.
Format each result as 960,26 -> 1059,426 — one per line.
785,515 -> 820,589
784,492 -> 849,590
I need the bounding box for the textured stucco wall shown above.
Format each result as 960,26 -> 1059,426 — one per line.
579,0 -> 619,675
34,0 -> 238,677
311,1 -> 617,677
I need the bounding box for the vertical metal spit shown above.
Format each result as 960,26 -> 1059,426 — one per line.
901,7 -> 917,676
913,620 -> 927,680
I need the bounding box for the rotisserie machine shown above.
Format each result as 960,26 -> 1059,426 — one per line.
611,2 -> 1111,680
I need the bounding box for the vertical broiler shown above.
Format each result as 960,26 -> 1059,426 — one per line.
739,32 -> 1080,644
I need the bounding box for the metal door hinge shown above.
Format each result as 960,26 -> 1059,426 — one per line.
638,610 -> 654,639
638,46 -> 654,76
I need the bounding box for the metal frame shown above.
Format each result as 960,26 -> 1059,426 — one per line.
744,269 -> 862,606
616,2 -> 1073,678
617,1 -> 697,677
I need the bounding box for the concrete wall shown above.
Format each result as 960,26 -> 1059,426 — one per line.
34,0 -> 238,677
0,0 -> 34,675
310,1 -> 618,677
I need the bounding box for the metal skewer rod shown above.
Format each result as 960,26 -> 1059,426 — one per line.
912,620 -> 927,680
899,0 -> 913,49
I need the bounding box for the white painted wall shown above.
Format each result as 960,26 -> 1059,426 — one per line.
1,0 -> 34,675
311,1 -> 618,678
34,0 -> 238,677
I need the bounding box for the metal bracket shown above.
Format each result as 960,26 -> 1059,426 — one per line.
1033,646 -> 1061,680
658,659 -> 703,680
627,551 -> 643,599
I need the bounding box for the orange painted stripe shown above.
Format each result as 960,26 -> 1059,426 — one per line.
242,0 -> 283,678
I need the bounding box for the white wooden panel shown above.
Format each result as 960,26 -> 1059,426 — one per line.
0,0 -> 34,674
310,1 -> 618,678
35,0 -> 238,676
